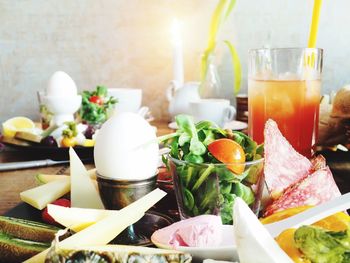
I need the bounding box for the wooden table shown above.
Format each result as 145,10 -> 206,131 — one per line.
1,120 -> 350,215
0,120 -> 173,215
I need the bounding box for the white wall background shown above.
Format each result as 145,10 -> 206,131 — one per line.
0,0 -> 349,122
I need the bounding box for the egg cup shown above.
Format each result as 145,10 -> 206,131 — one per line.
42,95 -> 82,126
96,172 -> 158,245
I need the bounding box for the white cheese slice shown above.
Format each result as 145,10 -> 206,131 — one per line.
48,188 -> 167,232
20,178 -> 70,210
69,147 -> 104,209
47,204 -> 116,231
233,198 -> 293,263
25,188 -> 166,263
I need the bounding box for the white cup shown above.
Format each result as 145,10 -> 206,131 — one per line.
189,99 -> 236,127
108,88 -> 142,113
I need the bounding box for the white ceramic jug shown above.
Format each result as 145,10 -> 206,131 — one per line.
167,81 -> 200,119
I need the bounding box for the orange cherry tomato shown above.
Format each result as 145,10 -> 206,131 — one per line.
208,138 -> 246,174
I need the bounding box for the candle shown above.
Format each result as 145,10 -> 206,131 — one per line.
171,19 -> 184,87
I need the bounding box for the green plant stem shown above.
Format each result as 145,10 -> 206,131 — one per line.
192,164 -> 214,191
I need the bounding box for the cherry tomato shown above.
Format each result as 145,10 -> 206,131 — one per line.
208,138 -> 246,174
61,137 -> 77,147
89,95 -> 103,105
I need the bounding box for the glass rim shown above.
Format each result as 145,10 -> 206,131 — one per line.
248,47 -> 323,53
168,154 -> 264,167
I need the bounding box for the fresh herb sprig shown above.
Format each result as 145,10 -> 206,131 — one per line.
80,86 -> 117,124
62,121 -> 77,138
160,115 -> 263,224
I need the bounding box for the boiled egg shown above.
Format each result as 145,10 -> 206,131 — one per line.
47,71 -> 77,97
94,112 -> 159,180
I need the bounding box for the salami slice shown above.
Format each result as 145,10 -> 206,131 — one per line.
310,154 -> 327,172
264,119 -> 312,198
264,166 -> 341,217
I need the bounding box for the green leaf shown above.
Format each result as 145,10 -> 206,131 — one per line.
175,115 -> 196,136
96,86 -> 107,96
207,0 -> 230,54
232,182 -> 255,205
183,188 -> 195,210
179,133 -> 191,146
223,40 -> 242,94
184,153 -> 204,164
244,163 -> 263,185
192,164 -> 215,191
224,0 -> 237,20
195,120 -> 217,131
189,138 -> 206,156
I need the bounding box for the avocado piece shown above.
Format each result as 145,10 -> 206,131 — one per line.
294,225 -> 350,263
0,216 -> 61,243
0,231 -> 49,263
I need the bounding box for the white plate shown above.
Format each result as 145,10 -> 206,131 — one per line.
168,121 -> 248,131
223,120 -> 247,131
151,225 -> 238,262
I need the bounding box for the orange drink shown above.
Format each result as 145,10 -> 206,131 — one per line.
248,48 -> 323,157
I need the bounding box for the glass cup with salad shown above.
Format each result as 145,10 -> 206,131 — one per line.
161,115 -> 264,224
79,86 -> 117,127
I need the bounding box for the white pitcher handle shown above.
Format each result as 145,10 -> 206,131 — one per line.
166,80 -> 180,102
223,106 -> 236,123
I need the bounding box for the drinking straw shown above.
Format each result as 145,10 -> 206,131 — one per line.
308,0 -> 322,48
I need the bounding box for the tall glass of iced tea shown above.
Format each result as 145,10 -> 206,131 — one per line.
248,48 -> 323,157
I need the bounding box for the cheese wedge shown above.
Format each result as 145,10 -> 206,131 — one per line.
233,198 -> 293,263
48,188 -> 167,232
20,178 -> 70,210
25,188 -> 167,263
47,205 -> 115,232
69,147 -> 104,209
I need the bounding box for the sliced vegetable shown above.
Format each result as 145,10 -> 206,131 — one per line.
208,138 -> 246,174
0,216 -> 61,243
61,137 -> 77,147
0,232 -> 50,263
295,225 -> 350,263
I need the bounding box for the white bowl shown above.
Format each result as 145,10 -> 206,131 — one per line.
151,225 -> 238,262
108,88 -> 142,113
